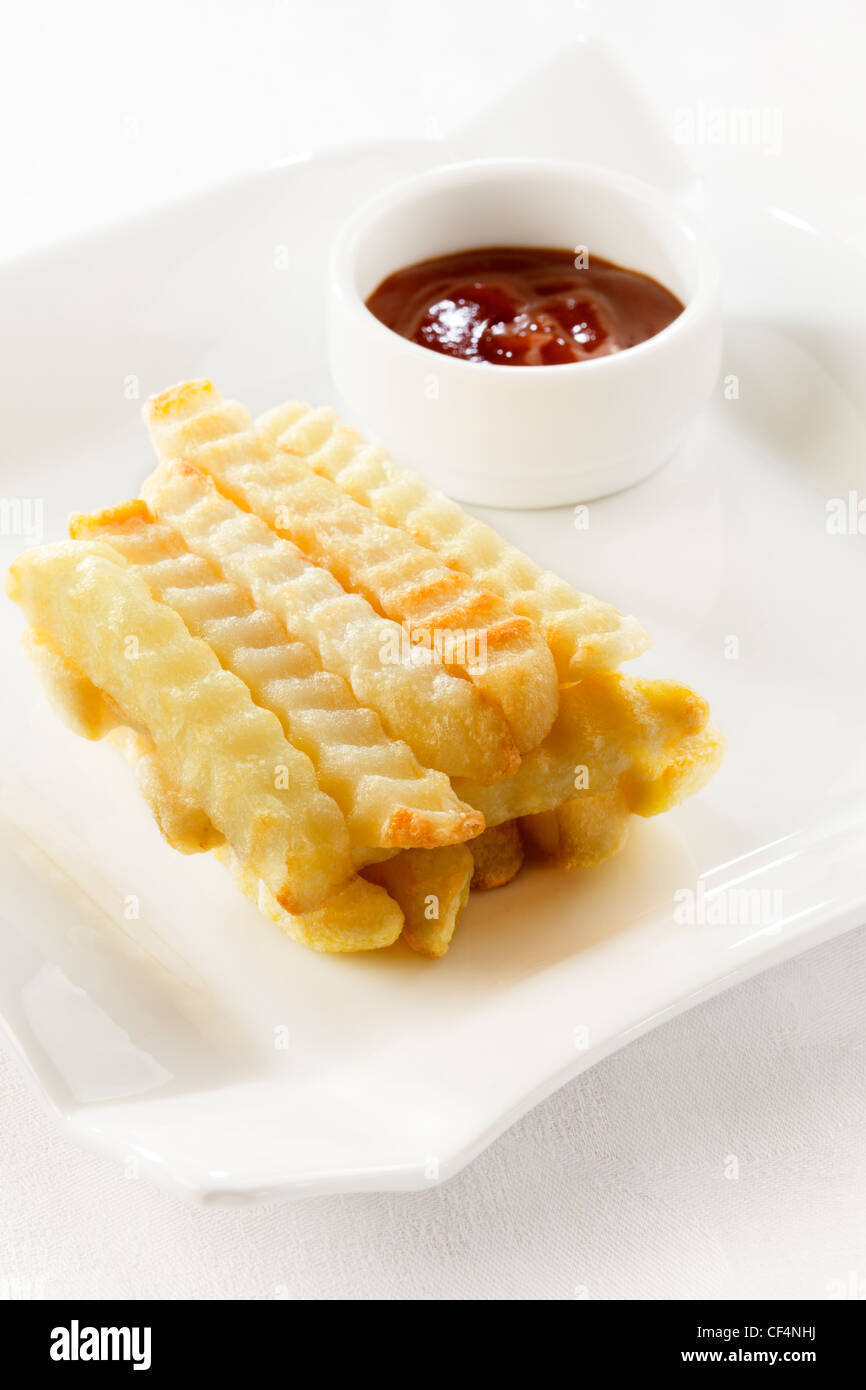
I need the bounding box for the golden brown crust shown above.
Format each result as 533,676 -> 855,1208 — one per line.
146,378 -> 218,424
386,804 -> 484,849
70,498 -> 153,536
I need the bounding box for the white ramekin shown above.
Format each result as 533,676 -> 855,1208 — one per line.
328,158 -> 722,509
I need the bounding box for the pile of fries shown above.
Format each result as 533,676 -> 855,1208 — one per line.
6,380 -> 724,956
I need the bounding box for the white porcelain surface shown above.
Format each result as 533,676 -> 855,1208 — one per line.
329,159 -> 722,506
0,42 -> 864,1203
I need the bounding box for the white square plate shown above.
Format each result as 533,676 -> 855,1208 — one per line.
2,40 -> 865,1201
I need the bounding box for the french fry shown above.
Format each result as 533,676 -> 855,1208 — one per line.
363,844 -> 472,957
216,845 -> 404,953
625,724 -> 726,817
253,449 -> 559,753
515,807 -> 559,860
147,378 -> 250,452
146,382 -> 558,752
109,726 -> 224,854
454,673 -> 718,825
145,377 -> 221,432
110,703 -> 403,940
8,375 -> 725,961
22,627 -> 223,854
139,450 -> 517,785
22,627 -> 121,741
114,689 -> 403,938
521,725 -> 724,872
7,541 -> 353,913
469,821 -> 525,890
71,500 -> 484,850
258,401 -> 651,679
521,790 -> 631,870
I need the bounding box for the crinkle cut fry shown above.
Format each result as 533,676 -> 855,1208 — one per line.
71,499 -> 484,850
454,673 -> 722,826
253,448 -> 559,753
138,451 -> 518,787
6,541 -> 353,913
258,401 -> 651,679
519,719 -> 725,872
624,722 -> 726,817
520,790 -> 632,871
103,704 -> 404,947
21,628 -> 401,945
363,844 -> 472,958
217,846 -> 404,953
145,382 -> 559,753
21,626 -> 123,741
21,627 -> 222,854
144,382 -> 520,784
109,726 -> 226,854
134,379 -> 724,959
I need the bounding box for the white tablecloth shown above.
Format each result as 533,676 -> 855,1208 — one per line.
2,0 -> 865,1301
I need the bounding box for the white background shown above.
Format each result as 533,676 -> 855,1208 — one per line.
2,0 -> 865,1301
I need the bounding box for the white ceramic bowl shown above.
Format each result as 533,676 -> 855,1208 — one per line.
329,158 -> 722,508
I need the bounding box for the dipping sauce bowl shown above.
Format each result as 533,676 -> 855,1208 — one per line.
329,158 -> 722,508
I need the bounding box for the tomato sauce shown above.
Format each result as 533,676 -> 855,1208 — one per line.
365,245 -> 685,366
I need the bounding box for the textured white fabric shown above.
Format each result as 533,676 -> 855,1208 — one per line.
2,0 -> 866,1301
2,927 -> 865,1301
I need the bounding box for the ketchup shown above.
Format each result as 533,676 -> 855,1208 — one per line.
365,246 -> 684,366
